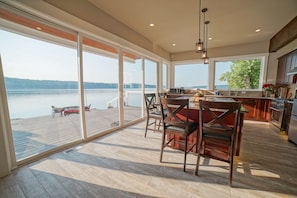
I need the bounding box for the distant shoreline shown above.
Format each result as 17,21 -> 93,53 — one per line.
4,77 -> 228,90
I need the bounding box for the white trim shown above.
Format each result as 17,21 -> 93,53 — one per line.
77,33 -> 87,140
141,58 -> 145,117
0,55 -> 17,176
118,49 -> 124,126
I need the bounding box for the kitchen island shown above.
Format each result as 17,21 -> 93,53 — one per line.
165,96 -> 247,157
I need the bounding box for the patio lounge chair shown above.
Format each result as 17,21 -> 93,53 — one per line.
51,106 -> 64,117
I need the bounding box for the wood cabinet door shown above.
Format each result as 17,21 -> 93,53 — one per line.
235,98 -> 270,121
277,49 -> 297,83
235,99 -> 257,120
257,99 -> 271,121
277,56 -> 287,84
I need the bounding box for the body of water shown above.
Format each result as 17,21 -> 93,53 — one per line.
6,89 -> 146,119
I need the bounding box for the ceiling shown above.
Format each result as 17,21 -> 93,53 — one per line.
87,0 -> 297,54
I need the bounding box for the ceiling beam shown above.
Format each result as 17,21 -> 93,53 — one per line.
269,16 -> 297,53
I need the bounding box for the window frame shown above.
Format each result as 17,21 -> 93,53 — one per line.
173,59 -> 209,89
211,53 -> 269,91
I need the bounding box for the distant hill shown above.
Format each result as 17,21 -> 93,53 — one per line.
4,77 -> 155,89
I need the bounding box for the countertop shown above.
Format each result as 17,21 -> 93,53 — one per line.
168,93 -> 277,100
203,95 -> 273,99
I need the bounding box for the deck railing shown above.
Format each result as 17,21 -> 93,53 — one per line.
107,90 -> 142,108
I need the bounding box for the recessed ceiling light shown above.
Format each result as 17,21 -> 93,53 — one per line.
149,23 -> 155,27
255,29 -> 261,33
36,27 -> 42,30
208,37 -> 212,40
172,43 -> 176,46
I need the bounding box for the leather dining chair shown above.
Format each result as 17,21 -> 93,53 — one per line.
144,93 -> 163,137
195,100 -> 241,186
159,96 -> 198,172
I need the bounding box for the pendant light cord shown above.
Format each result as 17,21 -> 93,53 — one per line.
198,0 -> 201,41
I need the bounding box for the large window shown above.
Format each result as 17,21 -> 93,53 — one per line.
215,57 -> 263,90
175,63 -> 208,89
0,28 -> 80,161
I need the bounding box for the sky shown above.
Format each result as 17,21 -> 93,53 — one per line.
0,29 -> 158,85
0,29 -> 229,86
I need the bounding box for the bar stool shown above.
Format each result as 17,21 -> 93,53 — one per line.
195,100 -> 241,186
144,93 -> 162,137
159,97 -> 197,172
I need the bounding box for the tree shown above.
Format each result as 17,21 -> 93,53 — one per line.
219,59 -> 261,89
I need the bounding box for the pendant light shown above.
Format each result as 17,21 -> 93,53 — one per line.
203,20 -> 210,64
195,0 -> 203,52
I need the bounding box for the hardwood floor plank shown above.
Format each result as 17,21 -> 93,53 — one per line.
1,120 -> 297,197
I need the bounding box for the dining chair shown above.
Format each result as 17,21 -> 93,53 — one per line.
144,93 -> 163,137
159,97 -> 198,172
195,100 -> 241,186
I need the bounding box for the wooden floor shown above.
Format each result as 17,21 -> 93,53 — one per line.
1,120 -> 297,198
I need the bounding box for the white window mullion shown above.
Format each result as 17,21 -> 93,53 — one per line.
118,49 -> 124,126
77,33 -> 87,140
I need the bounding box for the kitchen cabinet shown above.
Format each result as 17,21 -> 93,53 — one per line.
234,98 -> 270,121
277,49 -> 297,83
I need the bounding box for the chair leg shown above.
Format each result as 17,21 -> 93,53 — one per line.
144,117 -> 149,137
160,131 -> 166,162
195,138 -> 203,175
183,137 -> 188,172
229,153 -> 234,186
153,119 -> 157,132
157,119 -> 162,131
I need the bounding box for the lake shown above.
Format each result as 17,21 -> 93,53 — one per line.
6,89 -> 147,119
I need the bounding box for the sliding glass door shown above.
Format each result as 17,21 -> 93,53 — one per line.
0,7 -> 159,163
0,27 -> 80,161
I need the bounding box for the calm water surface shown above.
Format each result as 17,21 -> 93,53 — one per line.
6,89 -> 145,119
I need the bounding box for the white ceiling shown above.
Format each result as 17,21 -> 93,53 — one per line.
87,0 -> 297,53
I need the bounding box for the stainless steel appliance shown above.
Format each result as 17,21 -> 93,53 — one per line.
270,99 -> 286,129
288,99 -> 297,144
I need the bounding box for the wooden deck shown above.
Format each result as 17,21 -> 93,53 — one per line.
1,120 -> 297,197
11,107 -> 141,160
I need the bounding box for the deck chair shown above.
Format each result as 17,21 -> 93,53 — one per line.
159,97 -> 197,172
195,100 -> 241,186
51,106 -> 64,117
144,93 -> 163,137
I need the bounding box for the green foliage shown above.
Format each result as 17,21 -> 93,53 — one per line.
219,59 -> 261,89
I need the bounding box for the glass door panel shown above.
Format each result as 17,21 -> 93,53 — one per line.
82,37 -> 119,136
145,59 -> 157,93
123,52 -> 142,122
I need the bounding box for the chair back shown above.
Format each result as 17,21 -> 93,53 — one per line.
198,100 -> 241,141
144,93 -> 158,116
160,97 -> 190,130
